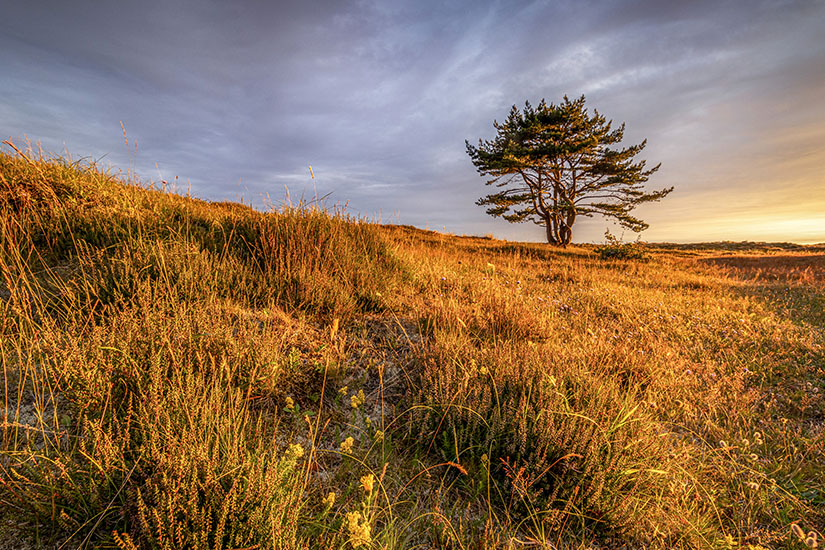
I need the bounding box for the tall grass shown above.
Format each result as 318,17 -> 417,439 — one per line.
385,225 -> 824,548
2,145 -> 823,549
0,146 -> 400,548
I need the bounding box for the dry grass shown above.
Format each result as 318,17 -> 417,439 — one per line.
699,254 -> 825,285
1,145 -> 823,549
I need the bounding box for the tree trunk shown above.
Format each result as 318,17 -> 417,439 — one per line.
545,220 -> 558,245
564,210 -> 576,245
545,218 -> 563,246
559,225 -> 572,246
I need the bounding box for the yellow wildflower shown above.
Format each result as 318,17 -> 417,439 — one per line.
322,492 -> 335,507
288,443 -> 304,459
345,511 -> 371,547
339,385 -> 348,395
340,436 -> 354,454
374,430 -> 384,441
360,473 -> 375,494
284,396 -> 294,411
351,389 -> 365,409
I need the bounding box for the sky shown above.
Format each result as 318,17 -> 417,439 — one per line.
2,0 -> 824,244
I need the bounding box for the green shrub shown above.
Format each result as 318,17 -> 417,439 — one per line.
595,230 -> 648,261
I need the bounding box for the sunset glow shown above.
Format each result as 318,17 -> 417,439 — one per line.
2,0 -> 823,244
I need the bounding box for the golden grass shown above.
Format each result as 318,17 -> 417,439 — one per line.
700,254 -> 825,285
1,145 -> 823,549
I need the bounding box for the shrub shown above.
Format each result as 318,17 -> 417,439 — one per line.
595,230 -> 648,261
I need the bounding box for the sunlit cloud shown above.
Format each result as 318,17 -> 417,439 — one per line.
1,0 -> 823,243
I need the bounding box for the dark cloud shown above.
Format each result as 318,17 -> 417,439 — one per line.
2,0 -> 824,242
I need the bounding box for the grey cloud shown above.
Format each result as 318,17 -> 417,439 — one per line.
2,0 -> 824,243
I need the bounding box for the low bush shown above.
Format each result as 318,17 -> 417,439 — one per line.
595,230 -> 648,261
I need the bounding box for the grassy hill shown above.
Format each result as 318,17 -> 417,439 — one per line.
1,147 -> 823,549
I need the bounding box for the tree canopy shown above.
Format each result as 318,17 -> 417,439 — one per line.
466,95 -> 672,246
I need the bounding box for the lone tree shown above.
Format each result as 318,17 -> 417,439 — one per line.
466,95 -> 672,246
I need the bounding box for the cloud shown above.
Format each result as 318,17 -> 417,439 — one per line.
1,0 -> 823,243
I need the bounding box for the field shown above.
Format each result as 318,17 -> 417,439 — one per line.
1,147 -> 823,549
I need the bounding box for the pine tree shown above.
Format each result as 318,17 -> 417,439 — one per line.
466,95 -> 672,246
